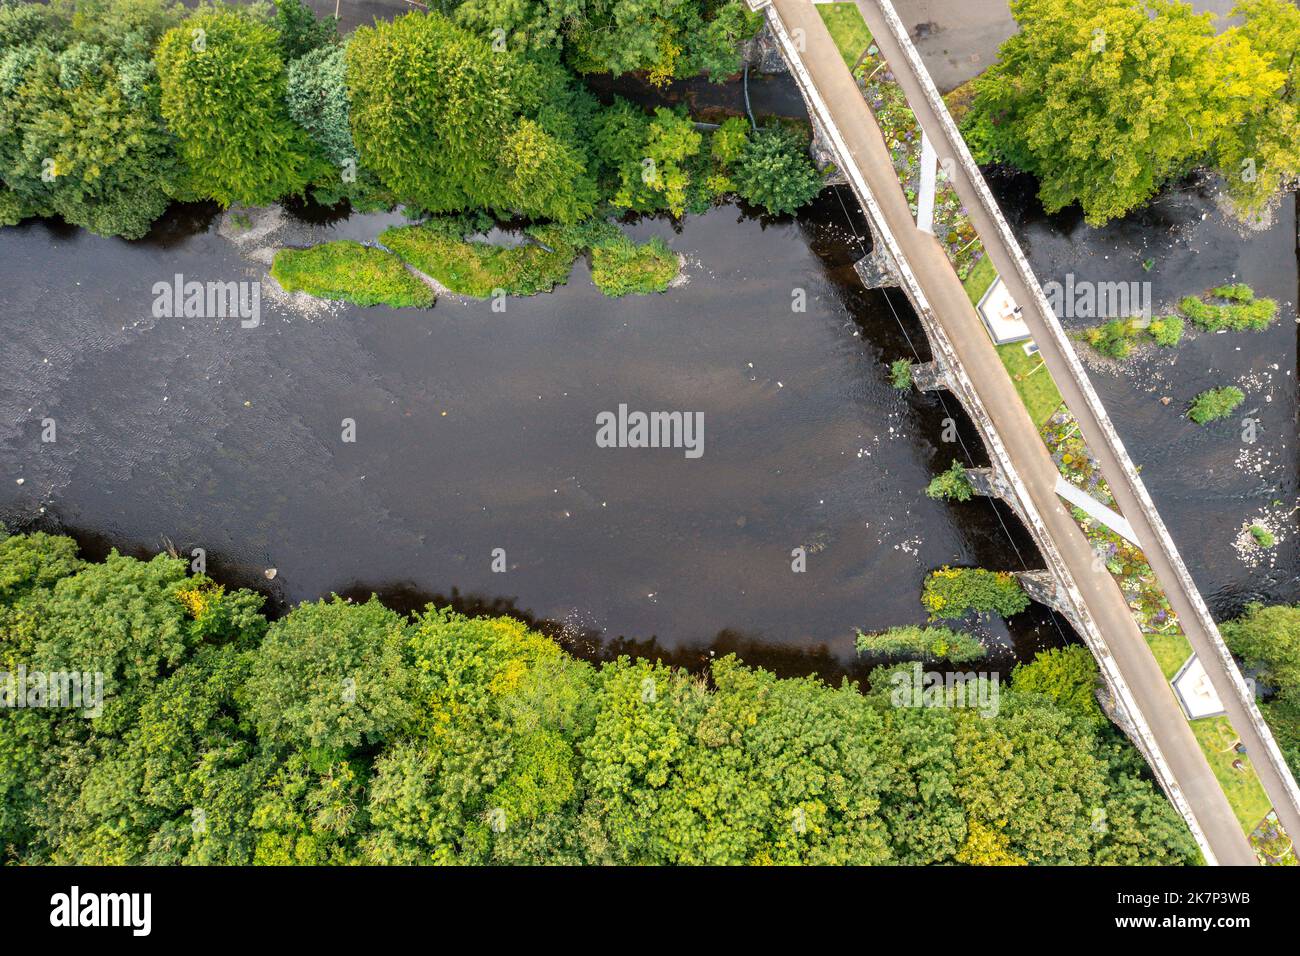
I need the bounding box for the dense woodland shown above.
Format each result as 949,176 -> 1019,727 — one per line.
0,0 -> 822,240
0,532 -> 1200,865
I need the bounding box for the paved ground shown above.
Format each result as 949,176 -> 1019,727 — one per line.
774,0 -> 1260,864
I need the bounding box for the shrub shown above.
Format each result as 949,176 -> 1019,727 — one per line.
889,359 -> 913,390
271,241 -> 434,308
926,460 -> 973,502
1250,525 -> 1275,549
589,235 -> 678,297
922,567 -> 1030,620
1187,386 -> 1244,425
1148,315 -> 1183,347
1178,284 -> 1278,332
1082,319 -> 1138,359
854,625 -> 986,663
380,223 -> 577,297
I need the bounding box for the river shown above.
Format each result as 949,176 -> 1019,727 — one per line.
0,191 -> 1070,679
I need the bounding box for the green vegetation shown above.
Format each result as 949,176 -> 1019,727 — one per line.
271,241 -> 434,308
922,567 -> 1031,621
1223,603 -> 1300,778
733,125 -> 824,216
962,255 -> 998,308
1010,646 -> 1106,728
380,224 -> 578,298
1148,315 -> 1184,347
1,2 -> 815,240
1188,386 -> 1245,425
0,0 -> 181,238
1250,525 -> 1276,549
1147,630 -> 1194,682
1082,319 -> 1142,359
967,0 -> 1300,224
0,532 -> 1198,865
817,3 -> 872,67
1178,284 -> 1278,332
1079,316 -> 1186,359
888,359 -> 913,390
854,625 -> 986,664
589,235 -> 679,297
156,5 -> 321,207
926,460 -> 974,502
1190,716 -> 1275,834
996,341 -> 1063,427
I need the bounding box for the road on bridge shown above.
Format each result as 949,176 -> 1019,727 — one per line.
770,0 -> 1263,864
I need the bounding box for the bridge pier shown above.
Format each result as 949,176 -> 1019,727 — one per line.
852,243 -> 900,289
907,360 -> 951,393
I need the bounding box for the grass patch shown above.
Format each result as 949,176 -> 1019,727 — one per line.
589,236 -> 679,297
1080,316 -> 1183,358
962,253 -> 998,308
380,224 -> 577,298
996,341 -> 1063,428
817,3 -> 872,67
271,241 -> 434,308
1179,283 -> 1278,332
1190,715 -> 1275,835
1146,630 -> 1193,681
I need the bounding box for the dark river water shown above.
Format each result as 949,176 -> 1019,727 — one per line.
1,107 -> 1294,679
989,170 -> 1300,618
0,192 -> 1066,678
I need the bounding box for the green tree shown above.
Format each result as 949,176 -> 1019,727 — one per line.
0,0 -> 181,238
155,5 -> 318,206
272,0 -> 334,61
971,0 -> 1280,224
244,596 -> 413,752
733,124 -> 822,215
347,11 -> 595,220
1011,645 -> 1105,727
1213,0 -> 1300,218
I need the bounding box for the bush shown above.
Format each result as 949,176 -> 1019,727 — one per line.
889,359 -> 913,390
1187,386 -> 1244,425
925,460 -> 973,502
1148,315 -> 1183,347
922,566 -> 1030,620
589,235 -> 679,297
733,124 -> 822,215
1082,319 -> 1139,359
1249,525 -> 1275,549
380,223 -> 577,298
1178,285 -> 1278,332
854,625 -> 986,663
271,241 -> 434,308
